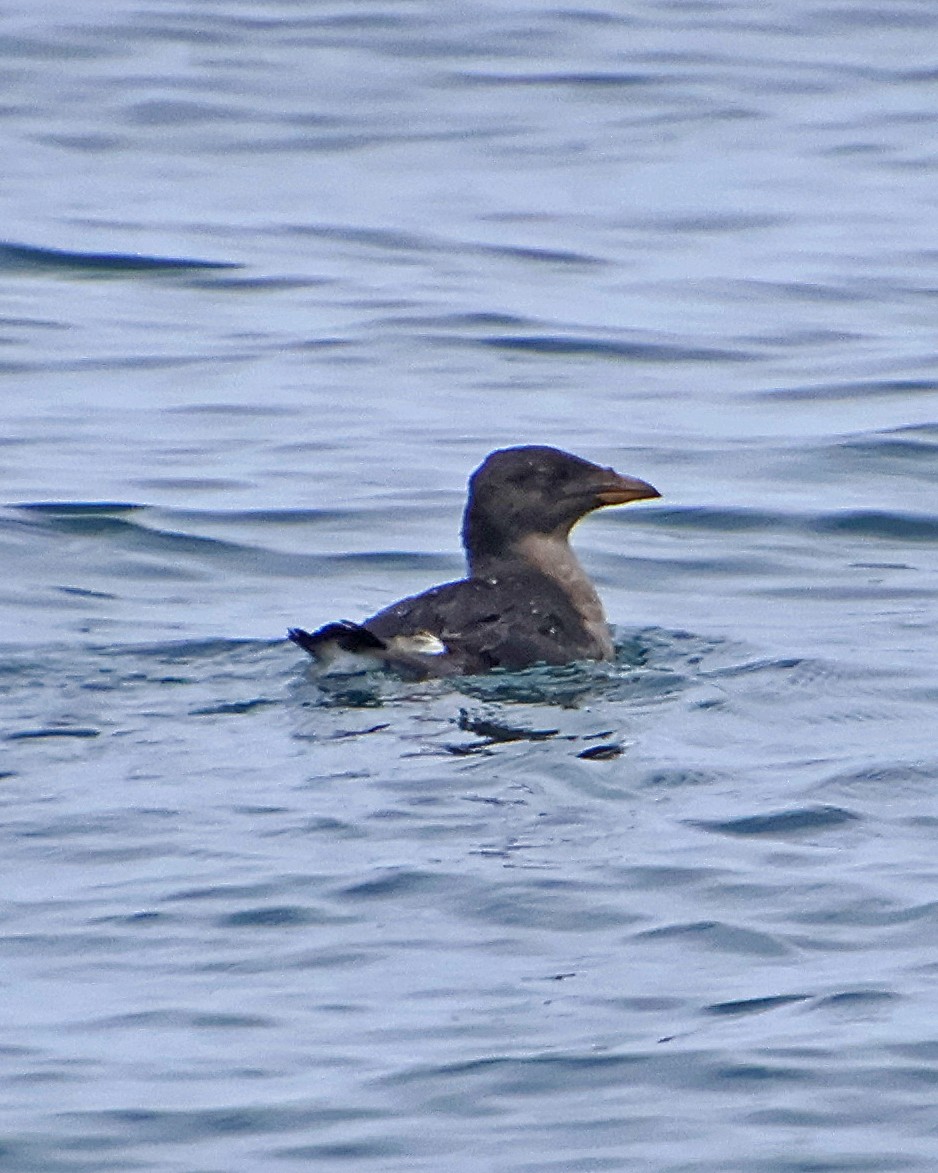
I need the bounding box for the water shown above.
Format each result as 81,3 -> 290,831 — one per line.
2,2 -> 938,1169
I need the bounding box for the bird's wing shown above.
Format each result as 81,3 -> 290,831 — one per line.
364,572 -> 600,674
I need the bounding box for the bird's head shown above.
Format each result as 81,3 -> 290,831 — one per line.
463,445 -> 659,571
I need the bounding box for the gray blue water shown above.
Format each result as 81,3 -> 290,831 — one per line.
3,2 -> 938,1170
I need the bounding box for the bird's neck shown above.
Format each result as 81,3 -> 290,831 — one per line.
469,531 -> 612,655
518,532 -> 607,621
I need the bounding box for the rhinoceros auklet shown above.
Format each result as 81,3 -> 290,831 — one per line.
288,445 -> 659,678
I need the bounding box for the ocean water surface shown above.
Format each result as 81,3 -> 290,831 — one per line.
3,2 -> 938,1170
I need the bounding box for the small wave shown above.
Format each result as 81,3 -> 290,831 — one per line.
819,761 -> 938,797
650,212 -> 785,234
130,477 -> 251,494
841,435 -> 938,461
796,432 -> 938,483
289,220 -> 605,269
68,1102 -> 369,1143
810,510 -> 938,542
93,637 -> 274,666
6,726 -> 100,741
0,240 -> 239,275
219,906 -> 318,928
476,242 -> 603,266
474,332 -> 755,363
166,506 -> 353,525
284,222 -> 428,252
887,422 -> 938,440
690,805 -> 860,838
18,501 -> 142,517
641,505 -> 938,542
816,989 -> 897,1009
380,310 -> 529,330
640,506 -> 788,533
705,994 -> 811,1017
165,402 -> 299,418
190,698 -> 277,717
636,920 -> 791,958
11,502 -> 458,580
454,69 -> 658,88
0,351 -> 257,375
85,1008 -> 274,1030
760,376 -> 938,401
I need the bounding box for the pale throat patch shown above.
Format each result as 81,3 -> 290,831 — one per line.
514,532 -> 613,656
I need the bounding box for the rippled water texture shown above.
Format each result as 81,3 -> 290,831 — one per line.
2,2 -> 938,1171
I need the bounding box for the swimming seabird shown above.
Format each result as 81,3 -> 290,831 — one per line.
288,445 -> 659,677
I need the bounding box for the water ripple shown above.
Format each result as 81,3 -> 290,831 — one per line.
474,332 -> 755,363
0,240 -> 239,275
691,806 -> 861,838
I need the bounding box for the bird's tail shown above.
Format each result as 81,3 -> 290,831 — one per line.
288,622 -> 452,679
288,621 -> 384,656
287,622 -> 387,670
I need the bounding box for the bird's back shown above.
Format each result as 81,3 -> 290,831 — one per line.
364,568 -> 612,674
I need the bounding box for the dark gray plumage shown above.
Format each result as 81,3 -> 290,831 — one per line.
288,445 -> 659,678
